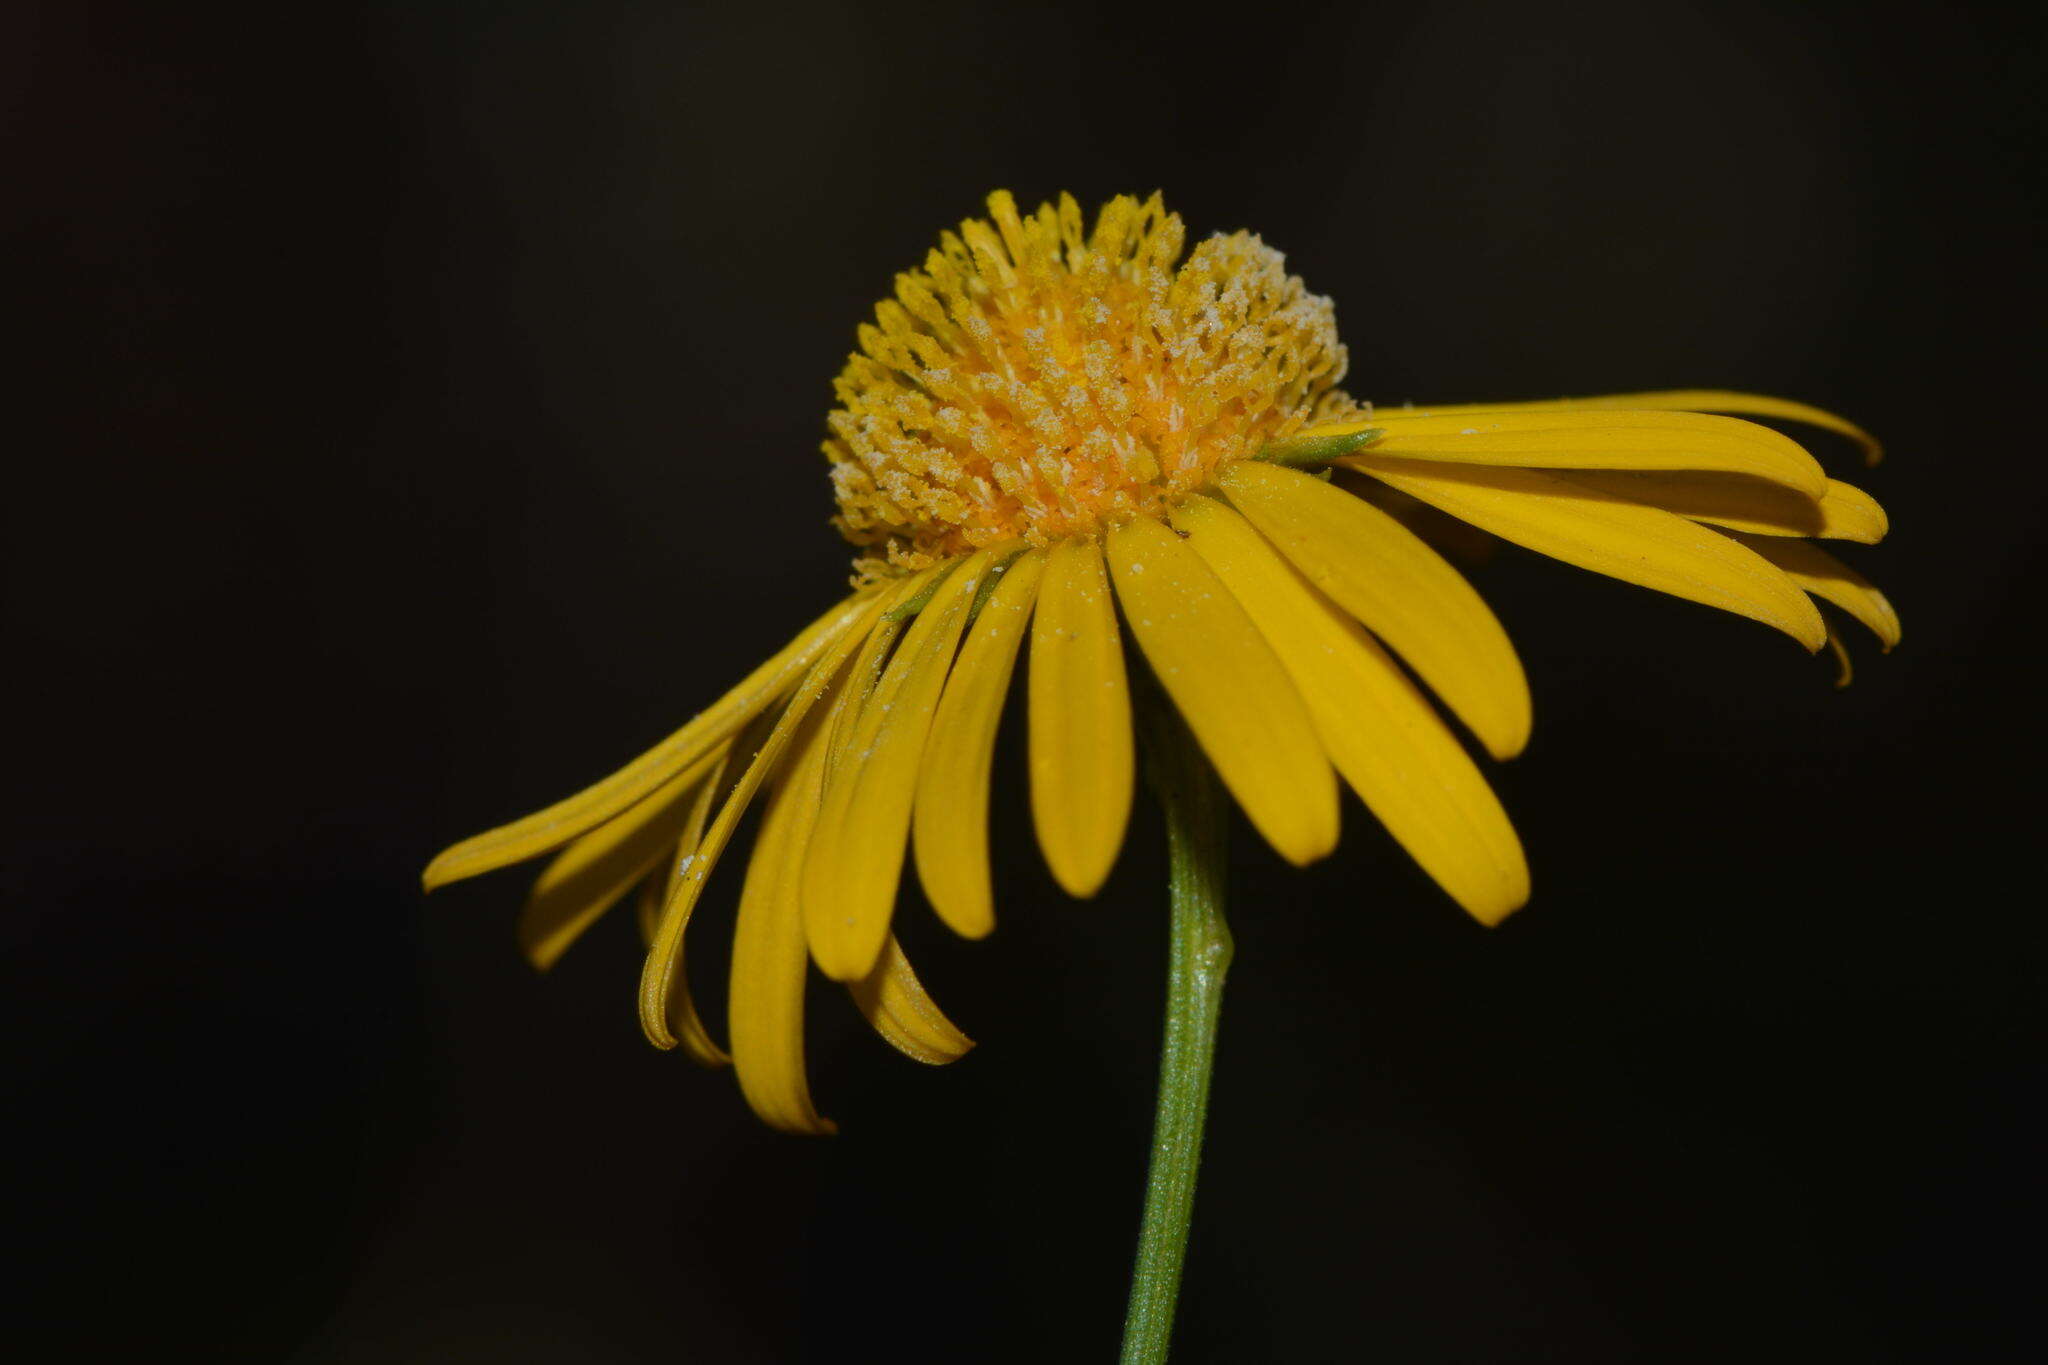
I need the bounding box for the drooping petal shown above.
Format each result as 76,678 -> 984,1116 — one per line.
1218,461 -> 1532,761
1354,389 -> 1881,464
1338,410 -> 1828,497
1171,494 -> 1527,923
914,549 -> 1046,938
1554,471 -> 1888,544
729,699 -> 837,1135
847,936 -> 975,1066
1105,514 -> 1337,866
803,552 -> 991,982
422,591 -> 877,891
637,587 -> 902,1051
826,583 -> 921,780
1029,536 -> 1135,896
634,869 -> 662,948
1721,533 -> 1901,648
1351,457 -> 1826,651
515,744 -> 728,971
646,741 -> 745,1066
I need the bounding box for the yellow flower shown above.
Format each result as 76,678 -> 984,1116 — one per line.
424,191 -> 1898,1134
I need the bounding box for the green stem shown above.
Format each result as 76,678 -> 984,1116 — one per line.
1121,703 -> 1232,1365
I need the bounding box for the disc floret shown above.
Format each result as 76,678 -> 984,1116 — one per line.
826,191 -> 1356,580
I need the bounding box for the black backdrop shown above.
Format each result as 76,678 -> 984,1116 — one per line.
13,2 -> 2043,1360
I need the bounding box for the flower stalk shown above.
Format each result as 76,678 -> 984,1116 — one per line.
1122,696 -> 1234,1365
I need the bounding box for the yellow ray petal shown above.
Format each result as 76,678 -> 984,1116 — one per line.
1351,457 -> 1827,651
641,741 -> 743,1066
1721,533 -> 1901,648
1029,535 -> 1135,896
634,869 -> 663,949
1554,471 -> 1888,544
1105,515 -> 1338,866
913,549 -> 1046,939
729,700 -> 837,1135
1171,495 -> 1527,923
661,741 -> 735,908
1217,461 -> 1532,761
516,744 -> 728,972
1304,410 -> 1826,498
847,935 -> 974,1066
803,553 -> 991,983
633,729 -> 753,965
422,591 -> 876,891
1358,389 -> 1881,464
637,590 -> 896,1051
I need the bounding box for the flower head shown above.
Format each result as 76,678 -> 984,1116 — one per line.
425,192 -> 1897,1133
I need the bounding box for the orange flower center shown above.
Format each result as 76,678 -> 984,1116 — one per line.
825,191 -> 1357,581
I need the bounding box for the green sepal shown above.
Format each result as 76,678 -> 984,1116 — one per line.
1254,427 -> 1383,468
964,546 -> 1029,626
882,557 -> 963,622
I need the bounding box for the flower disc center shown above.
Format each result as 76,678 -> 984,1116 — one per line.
825,192 -> 1356,581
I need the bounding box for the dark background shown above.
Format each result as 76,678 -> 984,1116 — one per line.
11,1 -> 2043,1360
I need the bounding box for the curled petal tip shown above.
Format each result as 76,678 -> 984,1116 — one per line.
419,852 -> 459,894
1274,830 -> 1340,868
1048,860 -> 1113,900
514,924 -> 565,974
1480,706 -> 1533,762
1461,871 -> 1532,927
809,939 -> 884,985
1473,902 -> 1523,929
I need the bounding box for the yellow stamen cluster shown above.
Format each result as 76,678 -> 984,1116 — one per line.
826,191 -> 1357,580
